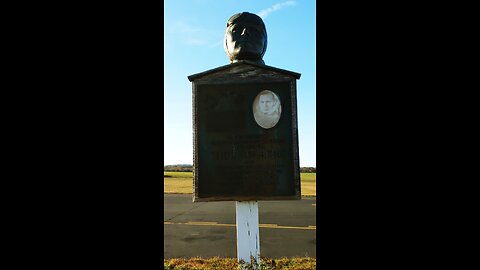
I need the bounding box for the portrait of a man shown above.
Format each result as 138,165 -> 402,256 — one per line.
253,90 -> 281,129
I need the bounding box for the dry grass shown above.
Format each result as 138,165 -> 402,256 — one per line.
164,172 -> 194,194
164,172 -> 316,196
164,256 -> 316,270
299,173 -> 316,197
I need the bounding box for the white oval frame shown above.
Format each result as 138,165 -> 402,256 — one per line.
252,90 -> 282,129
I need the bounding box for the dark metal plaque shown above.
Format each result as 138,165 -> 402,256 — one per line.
192,80 -> 300,202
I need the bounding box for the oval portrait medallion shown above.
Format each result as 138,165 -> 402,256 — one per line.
252,90 -> 282,129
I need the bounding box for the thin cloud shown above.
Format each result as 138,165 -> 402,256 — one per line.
169,21 -> 202,33
257,1 -> 297,19
167,21 -> 223,48
186,38 -> 208,46
208,40 -> 223,48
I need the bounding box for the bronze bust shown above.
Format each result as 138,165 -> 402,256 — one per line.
224,12 -> 267,65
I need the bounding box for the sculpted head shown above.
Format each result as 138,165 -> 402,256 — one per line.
224,12 -> 267,64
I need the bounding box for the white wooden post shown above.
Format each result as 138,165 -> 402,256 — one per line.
236,201 -> 260,269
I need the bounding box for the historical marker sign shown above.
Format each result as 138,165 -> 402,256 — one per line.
188,60 -> 301,202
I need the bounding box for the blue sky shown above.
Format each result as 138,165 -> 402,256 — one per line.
164,0 -> 316,167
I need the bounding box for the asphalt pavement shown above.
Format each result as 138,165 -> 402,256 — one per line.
164,194 -> 316,258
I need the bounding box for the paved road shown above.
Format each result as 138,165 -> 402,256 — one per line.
164,194 -> 316,258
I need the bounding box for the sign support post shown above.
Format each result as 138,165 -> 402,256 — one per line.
236,200 -> 260,269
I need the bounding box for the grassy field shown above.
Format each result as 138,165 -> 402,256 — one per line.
164,256 -> 316,270
164,171 -> 316,196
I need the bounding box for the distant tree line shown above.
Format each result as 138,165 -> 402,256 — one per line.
164,165 -> 193,172
300,167 -> 316,173
164,164 -> 315,173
